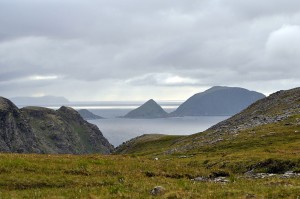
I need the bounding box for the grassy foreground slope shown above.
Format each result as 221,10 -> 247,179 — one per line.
0,142 -> 299,199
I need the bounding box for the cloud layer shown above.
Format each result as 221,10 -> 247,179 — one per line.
0,0 -> 300,100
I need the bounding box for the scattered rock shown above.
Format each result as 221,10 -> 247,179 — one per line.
192,176 -> 229,183
281,171 -> 300,178
178,155 -> 187,158
213,177 -> 229,183
192,176 -> 208,182
150,186 -> 166,196
246,193 -> 256,198
243,170 -> 300,179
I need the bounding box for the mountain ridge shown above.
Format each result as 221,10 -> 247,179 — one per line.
0,97 -> 113,154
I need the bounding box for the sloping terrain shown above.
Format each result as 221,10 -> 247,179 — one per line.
0,97 -> 113,154
114,134 -> 185,155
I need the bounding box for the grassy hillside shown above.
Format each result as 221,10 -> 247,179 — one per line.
114,134 -> 185,155
0,115 -> 299,198
0,152 -> 299,198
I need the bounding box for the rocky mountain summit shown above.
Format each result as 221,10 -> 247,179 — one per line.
0,97 -> 113,154
170,86 -> 265,116
123,99 -> 168,118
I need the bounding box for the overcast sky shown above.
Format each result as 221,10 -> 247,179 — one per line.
0,0 -> 300,101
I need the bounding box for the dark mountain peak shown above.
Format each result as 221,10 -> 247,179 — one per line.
0,97 -> 113,154
143,99 -> 159,107
78,109 -> 104,120
57,106 -> 84,123
123,99 -> 168,118
170,86 -> 265,116
146,99 -> 156,103
0,97 -> 19,113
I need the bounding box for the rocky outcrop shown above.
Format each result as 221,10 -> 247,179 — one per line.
208,87 -> 300,135
78,109 -> 104,120
170,86 -> 265,116
0,97 -> 41,153
123,99 -> 168,118
0,97 -> 113,154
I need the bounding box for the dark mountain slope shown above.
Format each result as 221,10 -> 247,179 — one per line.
78,109 -> 104,120
0,97 -> 41,153
123,99 -> 168,118
170,86 -> 265,116
0,97 -> 113,154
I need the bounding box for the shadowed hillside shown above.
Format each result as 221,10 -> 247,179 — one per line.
0,97 -> 113,154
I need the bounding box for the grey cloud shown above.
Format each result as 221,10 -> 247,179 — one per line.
0,0 -> 300,100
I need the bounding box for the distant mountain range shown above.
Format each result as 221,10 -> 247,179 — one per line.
78,109 -> 105,120
0,97 -> 113,154
115,87 -> 300,155
10,96 -> 69,106
122,86 -> 265,118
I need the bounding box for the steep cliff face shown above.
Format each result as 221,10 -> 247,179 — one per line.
0,97 -> 113,154
0,97 -> 41,153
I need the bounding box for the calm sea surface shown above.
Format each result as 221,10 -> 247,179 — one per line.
45,102 -> 229,147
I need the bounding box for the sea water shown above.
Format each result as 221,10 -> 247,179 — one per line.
88,115 -> 228,147
45,102 -> 229,147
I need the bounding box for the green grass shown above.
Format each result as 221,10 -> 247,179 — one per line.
0,115 -> 299,198
0,153 -> 299,198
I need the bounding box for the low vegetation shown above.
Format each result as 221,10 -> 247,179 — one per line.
0,115 -> 299,198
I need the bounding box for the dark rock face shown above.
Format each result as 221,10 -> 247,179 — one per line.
0,98 -> 41,153
78,109 -> 104,120
123,99 -> 168,118
170,86 -> 265,116
0,97 -> 113,154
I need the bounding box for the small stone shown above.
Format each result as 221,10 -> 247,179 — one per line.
150,186 -> 165,195
213,177 -> 229,183
179,155 -> 187,158
192,176 -> 208,182
246,193 -> 256,198
154,157 -> 159,161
